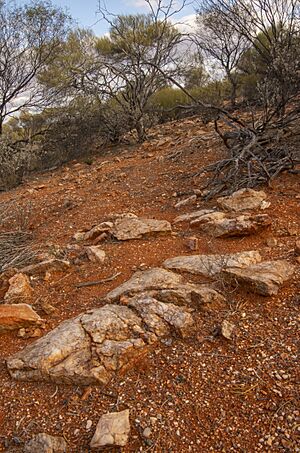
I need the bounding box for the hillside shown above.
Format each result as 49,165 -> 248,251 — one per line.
0,116 -> 299,452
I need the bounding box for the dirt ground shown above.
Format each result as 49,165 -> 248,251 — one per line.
0,117 -> 299,452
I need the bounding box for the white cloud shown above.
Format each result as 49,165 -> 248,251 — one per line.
172,13 -> 197,32
125,0 -> 156,9
125,0 -> 184,12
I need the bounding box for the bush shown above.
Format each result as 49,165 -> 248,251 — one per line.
0,97 -> 134,191
149,81 -> 228,123
238,74 -> 260,103
0,139 -> 24,190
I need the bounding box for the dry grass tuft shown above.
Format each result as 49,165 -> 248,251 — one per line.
0,202 -> 40,272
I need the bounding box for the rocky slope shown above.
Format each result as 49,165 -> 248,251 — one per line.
0,117 -> 299,452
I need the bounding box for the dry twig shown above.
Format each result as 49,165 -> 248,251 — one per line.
75,272 -> 121,288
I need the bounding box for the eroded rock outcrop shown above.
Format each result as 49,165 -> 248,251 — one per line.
112,217 -> 172,240
189,211 -> 226,227
221,260 -> 295,296
7,299 -> 194,385
217,188 -> 269,212
127,295 -> 194,338
197,213 -> 271,238
74,215 -> 172,242
174,209 -> 215,224
163,251 -> 261,277
106,267 -> 224,306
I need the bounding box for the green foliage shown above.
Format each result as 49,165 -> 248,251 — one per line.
237,25 -> 300,105
38,28 -> 96,95
150,80 -> 228,122
95,14 -> 177,56
94,13 -> 181,141
0,0 -> 70,131
1,94 -> 133,189
150,87 -> 190,110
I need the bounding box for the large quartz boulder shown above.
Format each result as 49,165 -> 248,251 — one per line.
112,217 -> 171,240
217,188 -> 269,212
106,268 -> 224,306
197,213 -> 271,238
221,260 -> 295,296
163,251 -> 261,277
7,299 -> 194,386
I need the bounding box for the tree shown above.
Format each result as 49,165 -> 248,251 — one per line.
144,0 -> 299,198
93,10 -> 183,141
182,53 -> 208,89
0,0 -> 70,134
38,28 -> 97,99
197,0 -> 300,120
194,6 -> 248,107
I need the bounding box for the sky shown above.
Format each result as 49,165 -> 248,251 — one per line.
45,0 -> 196,35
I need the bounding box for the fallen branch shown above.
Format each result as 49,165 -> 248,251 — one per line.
75,272 -> 121,288
195,127 -> 299,199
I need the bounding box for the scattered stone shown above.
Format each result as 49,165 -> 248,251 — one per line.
197,214 -> 271,238
93,232 -> 108,244
86,246 -> 106,263
39,300 -> 57,315
185,237 -> 199,251
112,217 -> 171,241
24,433 -> 67,453
190,211 -> 226,227
4,273 -> 33,304
86,420 -> 93,431
20,259 -> 70,277
90,410 -> 130,449
84,222 -> 114,241
0,304 -> 42,332
221,320 -> 235,340
174,209 -> 215,224
73,232 -> 86,241
222,260 -> 295,296
18,327 -> 41,338
217,188 -> 269,212
17,327 -> 43,339
17,328 -> 26,338
0,268 -> 17,300
174,195 -> 197,209
163,251 -> 261,277
266,237 -> 278,247
193,189 -> 203,196
62,198 -> 76,210
287,226 -> 297,236
7,299 -> 194,385
143,427 -> 152,438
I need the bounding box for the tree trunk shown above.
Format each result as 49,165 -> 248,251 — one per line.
135,116 -> 147,143
227,73 -> 237,108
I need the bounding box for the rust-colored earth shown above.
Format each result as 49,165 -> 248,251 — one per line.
0,117 -> 299,452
